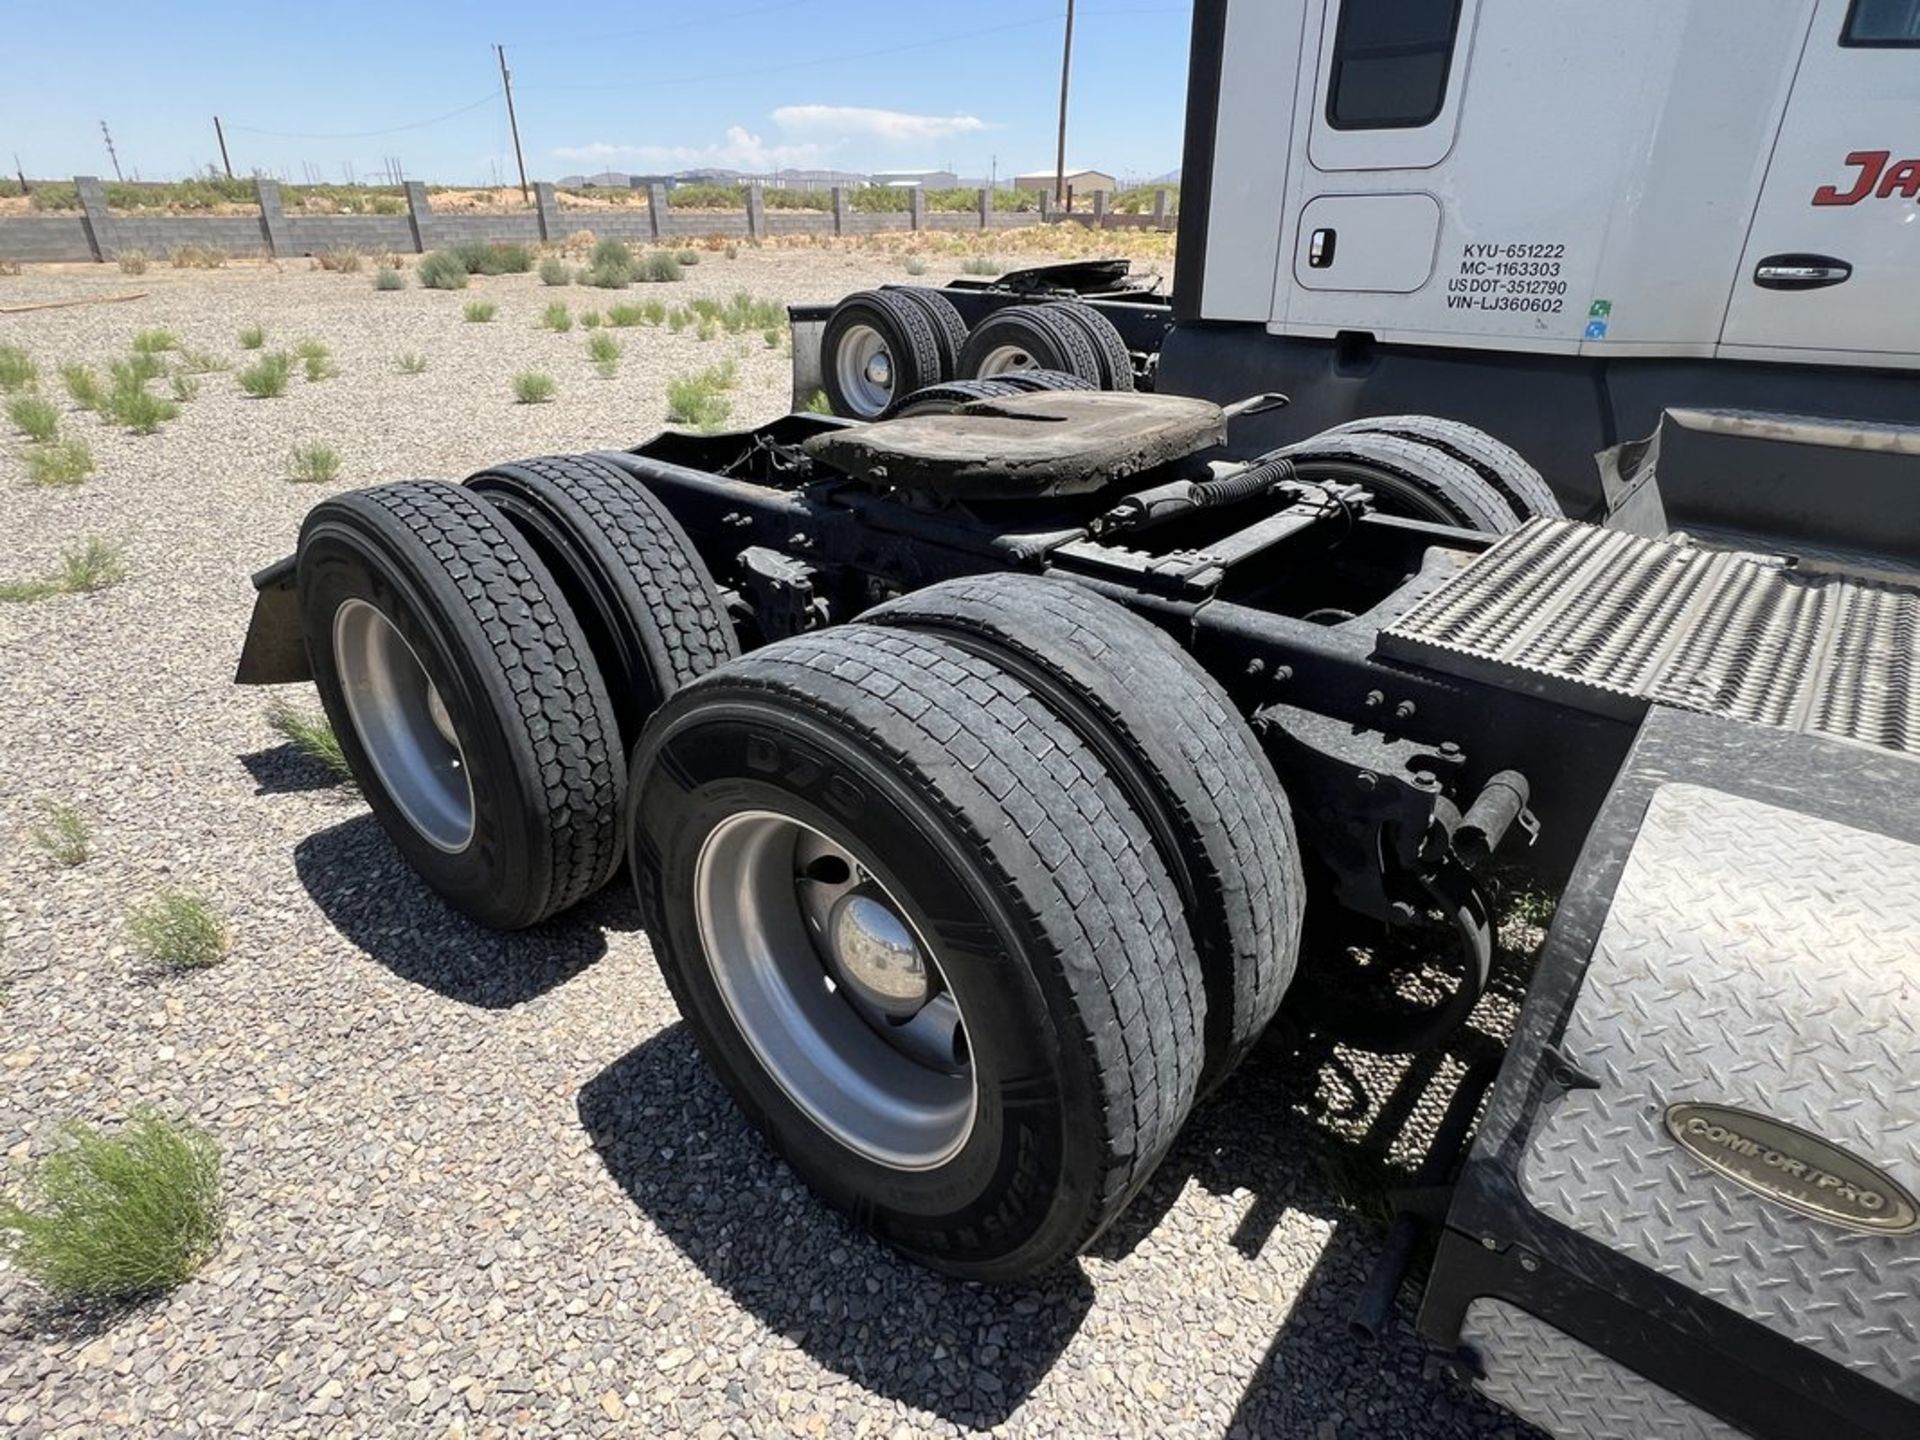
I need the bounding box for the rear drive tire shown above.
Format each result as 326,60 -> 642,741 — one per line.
992,369 -> 1099,395
865,575 -> 1304,1086
1322,415 -> 1561,519
884,377 -> 1027,418
1282,431 -> 1521,533
958,304 -> 1105,386
1046,301 -> 1135,391
822,290 -> 944,420
298,482 -> 623,929
888,287 -> 970,382
628,624 -> 1206,1279
465,453 -> 737,752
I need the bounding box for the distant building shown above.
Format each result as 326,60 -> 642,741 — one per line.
1013,168 -> 1119,202
869,169 -> 960,190
770,168 -> 869,192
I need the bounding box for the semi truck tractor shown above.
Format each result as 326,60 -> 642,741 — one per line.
236,3 -> 1920,1436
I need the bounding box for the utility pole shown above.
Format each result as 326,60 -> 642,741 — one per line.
214,116 -> 234,178
100,120 -> 124,182
497,44 -> 530,205
1054,0 -> 1075,209
12,154 -> 29,195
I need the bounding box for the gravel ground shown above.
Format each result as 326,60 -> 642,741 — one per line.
0,251 -> 1539,1439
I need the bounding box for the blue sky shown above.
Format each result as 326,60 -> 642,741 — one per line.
5,1 -> 1192,186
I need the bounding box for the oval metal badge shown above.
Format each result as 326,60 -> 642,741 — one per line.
1665,1102 -> 1920,1236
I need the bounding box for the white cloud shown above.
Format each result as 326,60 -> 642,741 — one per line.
552,128 -> 829,171
552,106 -> 993,174
769,105 -> 991,144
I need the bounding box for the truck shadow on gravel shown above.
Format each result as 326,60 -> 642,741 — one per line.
293,815 -> 641,1008
577,1024 -> 1095,1427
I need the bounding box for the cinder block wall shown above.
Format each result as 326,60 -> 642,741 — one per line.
0,183 -> 1144,263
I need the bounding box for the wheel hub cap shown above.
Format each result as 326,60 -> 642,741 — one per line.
829,893 -> 928,1014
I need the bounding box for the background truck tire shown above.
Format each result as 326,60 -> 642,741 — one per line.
1282,430 -> 1522,533
865,575 -> 1304,1086
298,481 -> 623,929
821,289 -> 944,420
1046,301 -> 1136,391
959,304 -> 1106,387
465,453 -> 737,752
884,377 -> 1027,418
628,623 -> 1207,1279
888,287 -> 970,382
1322,415 -> 1562,520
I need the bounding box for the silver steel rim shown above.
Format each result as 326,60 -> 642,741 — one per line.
973,343 -> 1039,377
834,323 -> 895,416
694,809 -> 976,1170
331,598 -> 475,853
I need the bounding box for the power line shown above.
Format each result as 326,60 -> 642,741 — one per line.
226,90 -> 500,141
505,0 -> 814,51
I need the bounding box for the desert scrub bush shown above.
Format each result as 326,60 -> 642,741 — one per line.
59,363 -> 105,412
168,246 -> 227,269
463,300 -> 497,323
803,389 -> 831,415
174,347 -> 228,375
961,256 -> 1001,276
591,237 -> 634,271
265,699 -> 351,781
120,351 -> 166,386
0,538 -> 128,602
640,252 -> 682,283
724,243 -> 740,259
29,800 -> 91,865
104,368 -> 179,433
238,325 -> 266,350
538,256 -> 572,286
587,331 -> 621,377
288,442 -> 341,483
666,183 -> 746,209
0,345 -> 36,392
128,891 -> 228,971
641,299 -> 667,326
373,266 -> 406,291
24,438 -> 95,488
763,327 -> 782,349
512,371 -> 556,404
667,308 -> 689,333
585,260 -> 632,289
903,256 -> 927,276
675,248 -> 701,266
666,361 -> 737,431
8,393 -> 60,443
116,250 -> 150,275
237,352 -> 293,398
605,303 -> 644,328
695,317 -> 717,342
394,351 -> 428,375
450,241 -> 533,275
579,310 -> 603,329
294,340 -> 337,381
0,1110 -> 223,1302
168,372 -> 199,403
314,248 -> 362,273
415,250 -> 469,290
539,302 -> 573,333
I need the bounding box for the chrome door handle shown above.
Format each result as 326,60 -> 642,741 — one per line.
1754,254 -> 1852,290
1308,227 -> 1337,268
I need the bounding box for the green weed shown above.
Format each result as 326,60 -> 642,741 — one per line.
130,329 -> 179,355
8,393 -> 59,443
415,250 -> 469,290
538,256 -> 572,287
373,267 -> 406,291
394,351 -> 428,375
294,340 -> 336,382
237,352 -> 293,398
127,892 -> 228,971
463,300 -> 497,323
0,346 -> 36,392
540,303 -> 573,333
666,361 -> 737,432
512,372 -> 556,404
59,363 -> 105,413
28,800 -> 90,866
238,325 -> 266,350
23,438 -> 94,487
288,443 -> 341,484
265,699 -> 352,781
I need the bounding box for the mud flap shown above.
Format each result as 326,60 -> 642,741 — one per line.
1419,707 -> 1920,1440
234,553 -> 310,685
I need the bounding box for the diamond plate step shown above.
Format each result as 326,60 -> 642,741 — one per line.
1380,519 -> 1920,755
1518,783 -> 1920,1401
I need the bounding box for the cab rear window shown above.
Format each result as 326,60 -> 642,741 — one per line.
1844,0 -> 1920,45
1326,0 -> 1467,130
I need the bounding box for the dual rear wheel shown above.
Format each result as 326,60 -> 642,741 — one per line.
295,463 -> 1302,1278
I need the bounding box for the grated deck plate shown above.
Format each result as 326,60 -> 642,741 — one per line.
1380,519 -> 1920,754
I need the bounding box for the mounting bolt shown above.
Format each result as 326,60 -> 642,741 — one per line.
1246,657 -> 1266,676
1394,700 -> 1416,721
1356,772 -> 1378,792
789,532 -> 812,549
1439,740 -> 1462,759
1518,1253 -> 1539,1273
1365,689 -> 1385,708
1273,665 -> 1293,683
1480,1235 -> 1499,1252
1413,769 -> 1439,790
